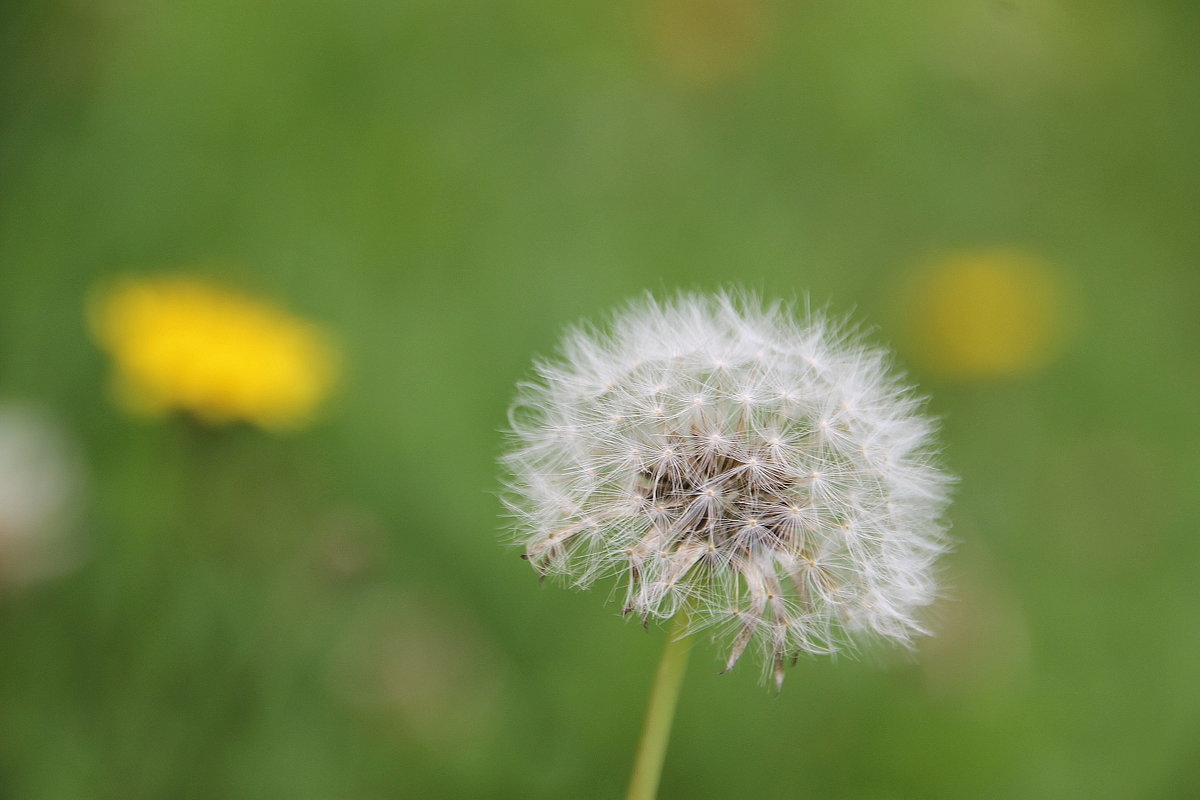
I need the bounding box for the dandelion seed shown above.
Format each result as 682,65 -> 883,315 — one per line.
502,290 -> 952,688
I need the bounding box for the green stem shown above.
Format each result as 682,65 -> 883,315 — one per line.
625,616 -> 693,800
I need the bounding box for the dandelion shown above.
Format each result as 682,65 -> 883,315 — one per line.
900,249 -> 1074,380
0,403 -> 85,591
501,291 -> 951,799
89,275 -> 338,430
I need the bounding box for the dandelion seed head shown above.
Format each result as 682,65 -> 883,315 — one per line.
501,291 -> 952,685
0,404 -> 85,590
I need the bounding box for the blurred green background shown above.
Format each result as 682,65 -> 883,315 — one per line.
2,0 -> 1199,797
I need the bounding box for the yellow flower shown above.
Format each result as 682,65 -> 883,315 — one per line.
901,249 -> 1075,381
89,275 -> 338,430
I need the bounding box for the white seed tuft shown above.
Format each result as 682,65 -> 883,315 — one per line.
500,291 -> 952,687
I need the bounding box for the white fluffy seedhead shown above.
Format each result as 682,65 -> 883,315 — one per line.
501,291 -> 951,688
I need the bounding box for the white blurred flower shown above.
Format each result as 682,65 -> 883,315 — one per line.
501,292 -> 952,688
0,403 -> 85,590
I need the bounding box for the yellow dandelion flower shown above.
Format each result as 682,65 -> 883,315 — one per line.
89,275 -> 338,430
900,249 -> 1076,381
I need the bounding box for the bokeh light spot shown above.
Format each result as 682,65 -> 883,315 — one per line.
900,248 -> 1076,381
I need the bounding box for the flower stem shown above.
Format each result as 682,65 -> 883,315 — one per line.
625,616 -> 693,800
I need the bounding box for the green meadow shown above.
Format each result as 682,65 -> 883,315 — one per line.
2,1 -> 1198,797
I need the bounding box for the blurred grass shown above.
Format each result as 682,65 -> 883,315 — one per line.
2,0 -> 1199,798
